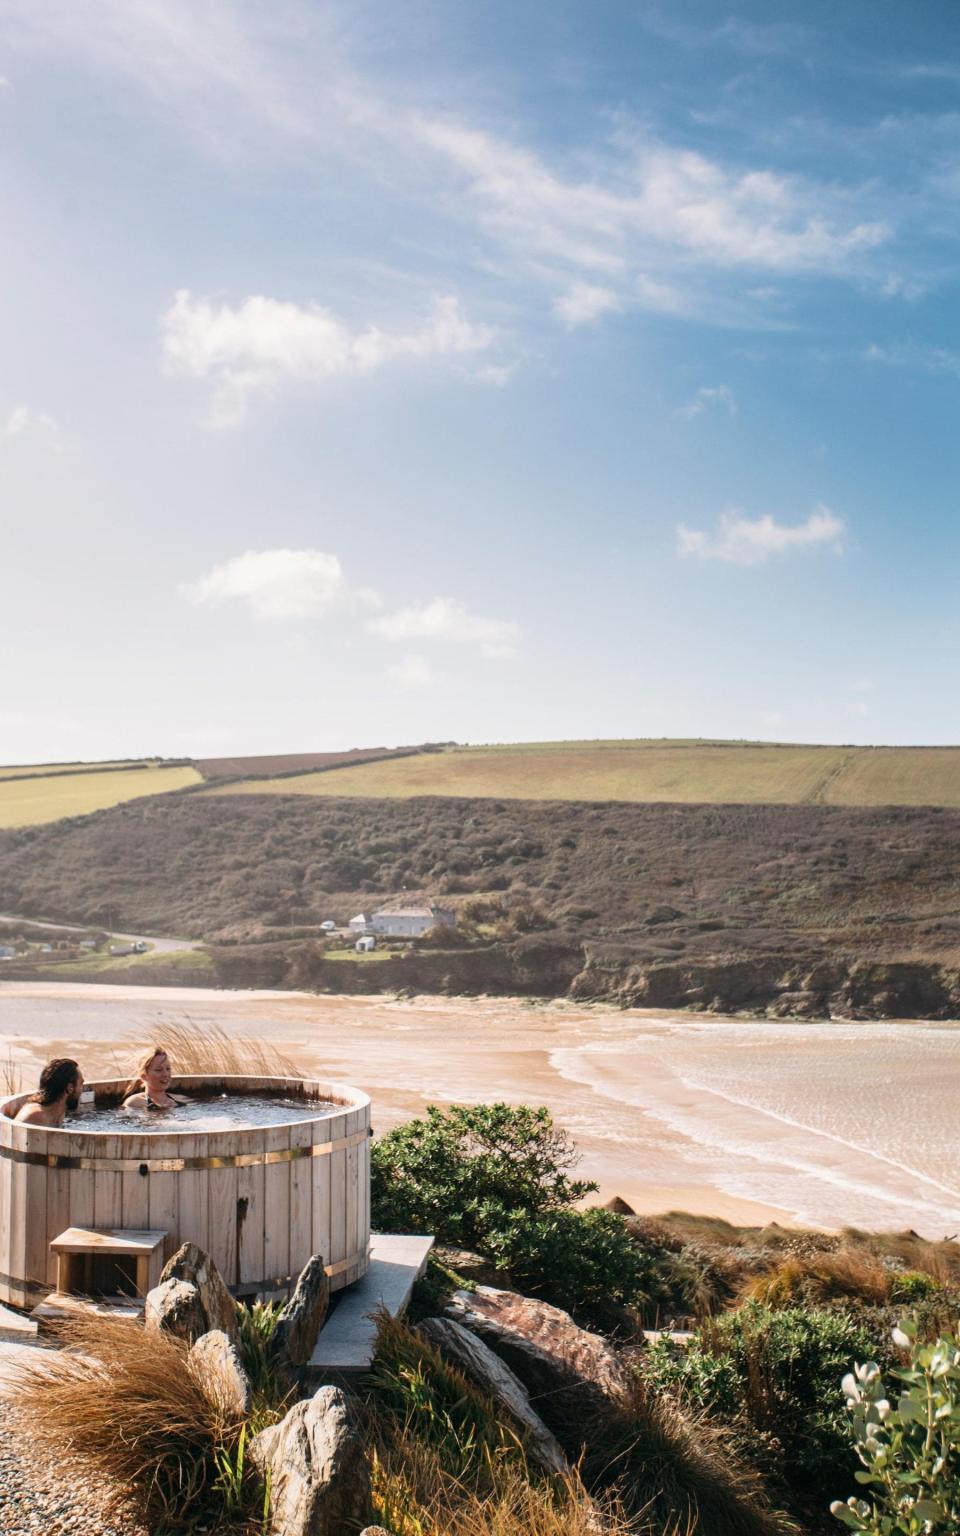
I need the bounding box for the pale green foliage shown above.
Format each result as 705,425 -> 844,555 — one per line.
831,1319 -> 960,1533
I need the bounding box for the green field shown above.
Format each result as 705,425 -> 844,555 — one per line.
205,740 -> 960,807
0,764 -> 202,828
0,759 -> 142,780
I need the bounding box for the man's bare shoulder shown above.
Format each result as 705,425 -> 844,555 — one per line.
14,1102 -> 47,1125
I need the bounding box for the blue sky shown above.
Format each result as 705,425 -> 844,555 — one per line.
1,0 -> 959,760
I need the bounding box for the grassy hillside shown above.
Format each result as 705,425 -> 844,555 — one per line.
205,739 -> 960,807
0,759 -> 141,779
0,763 -> 202,828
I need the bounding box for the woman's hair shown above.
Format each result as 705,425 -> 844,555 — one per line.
126,1046 -> 168,1097
32,1058 -> 81,1106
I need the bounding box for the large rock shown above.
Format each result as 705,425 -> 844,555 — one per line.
432,1245 -> 514,1288
273,1253 -> 330,1369
188,1329 -> 252,1417
157,1242 -> 239,1341
250,1386 -> 371,1536
145,1277 -> 207,1343
445,1286 -> 632,1440
418,1316 -> 568,1476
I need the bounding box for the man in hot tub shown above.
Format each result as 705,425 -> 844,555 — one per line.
13,1058 -> 84,1126
123,1047 -> 189,1112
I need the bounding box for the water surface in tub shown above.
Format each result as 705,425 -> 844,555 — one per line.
70,1094 -> 341,1134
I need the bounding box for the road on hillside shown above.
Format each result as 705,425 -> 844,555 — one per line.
0,912 -> 200,954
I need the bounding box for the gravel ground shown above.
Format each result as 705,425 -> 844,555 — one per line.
0,1399 -> 148,1536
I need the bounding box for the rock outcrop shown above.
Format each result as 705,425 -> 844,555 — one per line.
432,1245 -> 514,1288
418,1316 -> 568,1476
188,1329 -> 252,1416
272,1253 -> 330,1369
445,1285 -> 632,1440
147,1242 -> 239,1343
250,1386 -> 371,1536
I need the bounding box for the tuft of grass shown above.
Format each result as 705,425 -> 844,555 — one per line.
744,1251 -> 892,1309
111,1017 -> 305,1085
4,1312 -> 267,1529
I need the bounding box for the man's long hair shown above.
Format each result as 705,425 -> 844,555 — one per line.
32,1058 -> 80,1106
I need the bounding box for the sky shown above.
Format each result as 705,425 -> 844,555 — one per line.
1,0 -> 959,760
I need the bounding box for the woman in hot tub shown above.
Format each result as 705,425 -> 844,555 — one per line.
123,1047 -> 190,1112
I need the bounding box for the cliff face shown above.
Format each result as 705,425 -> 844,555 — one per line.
205,937 -> 960,1021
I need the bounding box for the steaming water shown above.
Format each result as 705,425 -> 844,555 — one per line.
70,1094 -> 337,1134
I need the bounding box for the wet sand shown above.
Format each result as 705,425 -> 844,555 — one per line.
2,982 -> 958,1236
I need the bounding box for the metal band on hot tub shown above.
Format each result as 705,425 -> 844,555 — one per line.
0,1124 -> 372,1173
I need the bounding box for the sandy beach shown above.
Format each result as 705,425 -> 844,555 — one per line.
1,981 -> 958,1237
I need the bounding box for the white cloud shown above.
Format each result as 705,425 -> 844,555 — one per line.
554,283 -> 621,328
677,505 -> 845,565
181,548 -> 381,620
474,361 -> 519,387
387,654 -> 434,689
416,117 -> 888,294
160,289 -> 497,425
4,405 -> 59,438
371,596 -> 520,658
678,384 -> 737,419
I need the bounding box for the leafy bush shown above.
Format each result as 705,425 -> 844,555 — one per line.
830,1320 -> 960,1534
888,1270 -> 943,1305
371,1104 -> 647,1318
484,1206 -> 654,1321
645,1302 -> 888,1494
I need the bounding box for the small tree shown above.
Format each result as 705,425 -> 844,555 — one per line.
831,1320 -> 960,1534
371,1103 -> 595,1249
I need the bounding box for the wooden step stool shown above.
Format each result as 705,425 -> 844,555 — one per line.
50,1227 -> 168,1301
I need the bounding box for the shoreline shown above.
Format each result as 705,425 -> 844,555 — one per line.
1,980 -> 956,1237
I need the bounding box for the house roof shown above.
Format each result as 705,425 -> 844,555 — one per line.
373,906 -> 437,919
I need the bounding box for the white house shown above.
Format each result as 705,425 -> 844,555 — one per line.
348,913 -> 373,935
371,904 -> 456,938
355,936 -> 377,953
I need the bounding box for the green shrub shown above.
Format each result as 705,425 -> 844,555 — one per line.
831,1320 -> 960,1534
645,1302 -> 888,1494
371,1104 -> 647,1320
484,1206 -> 654,1322
888,1270 -> 942,1305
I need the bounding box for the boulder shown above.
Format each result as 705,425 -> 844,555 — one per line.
601,1196 -> 636,1216
188,1329 -> 252,1417
445,1286 -> 632,1440
273,1253 -> 330,1369
145,1277 -> 207,1343
432,1245 -> 514,1288
418,1316 -> 568,1476
157,1242 -> 239,1341
250,1386 -> 371,1536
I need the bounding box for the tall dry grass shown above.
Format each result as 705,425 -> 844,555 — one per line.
110,1017 -> 306,1089
744,1251 -> 892,1309
370,1434 -> 648,1536
4,1312 -> 261,1528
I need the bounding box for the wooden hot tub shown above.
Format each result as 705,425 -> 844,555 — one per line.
0,1075 -> 371,1309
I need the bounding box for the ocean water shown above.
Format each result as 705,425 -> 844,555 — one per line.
550,1017 -> 960,1233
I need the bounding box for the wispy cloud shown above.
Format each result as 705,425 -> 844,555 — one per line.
387,653 -> 434,689
370,596 -> 520,657
863,340 -> 960,378
181,548 -> 381,620
677,505 -> 845,565
161,290 -> 496,425
554,283 -> 621,328
4,405 -> 60,439
677,384 -> 737,419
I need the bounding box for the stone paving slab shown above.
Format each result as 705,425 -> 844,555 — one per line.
307,1232 -> 434,1384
